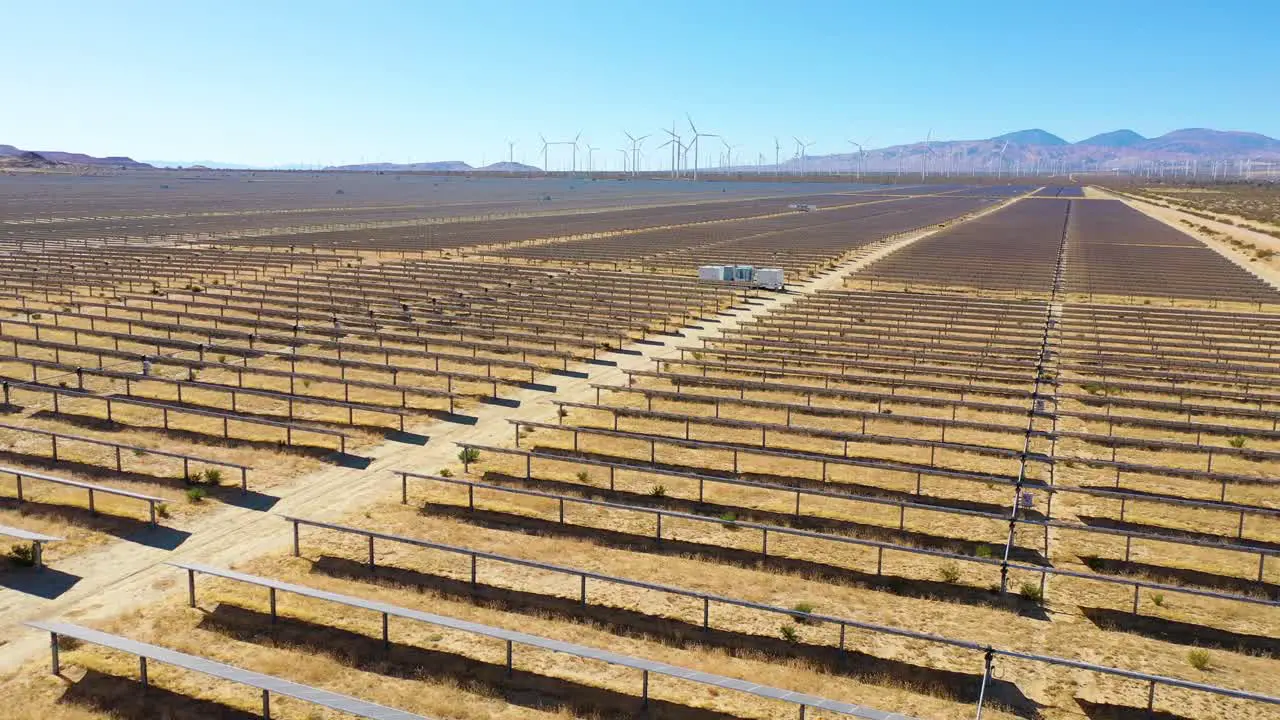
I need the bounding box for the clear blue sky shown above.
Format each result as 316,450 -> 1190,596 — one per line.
2,0 -> 1276,169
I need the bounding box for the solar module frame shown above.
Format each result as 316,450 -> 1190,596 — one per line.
169,560 -> 917,720
416,468 -> 1280,609
277,516 -> 1280,717
25,620 -> 433,720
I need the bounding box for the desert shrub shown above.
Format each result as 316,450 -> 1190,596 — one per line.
1229,436 -> 1247,448
719,511 -> 738,529
156,503 -> 170,519
779,624 -> 799,642
557,407 -> 569,418
187,470 -> 205,485
438,468 -> 453,477
458,448 -> 480,464
939,563 -> 961,583
204,468 -> 223,485
8,544 -> 36,566
1080,381 -> 1109,395
649,484 -> 667,498
792,602 -> 816,624
1151,592 -> 1165,607
1018,581 -> 1044,603
575,471 -> 590,483
975,544 -> 994,559
1188,649 -> 1211,670
185,487 -> 207,503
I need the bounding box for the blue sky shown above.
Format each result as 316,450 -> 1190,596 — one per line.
2,0 -> 1276,168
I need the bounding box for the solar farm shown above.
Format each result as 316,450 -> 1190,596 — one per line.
0,172 -> 1278,720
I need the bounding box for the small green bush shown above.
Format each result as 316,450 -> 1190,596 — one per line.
156,503 -> 170,519
187,470 -> 205,485
1229,436 -> 1247,449
1080,381 -> 1108,396
204,468 -> 223,485
575,471 -> 590,483
975,544 -> 994,559
557,407 -> 569,418
1188,649 -> 1211,671
185,487 -> 207,503
1018,581 -> 1044,603
779,624 -> 799,642
649,484 -> 667,498
719,511 -> 738,529
939,563 -> 961,583
458,448 -> 480,464
792,602 -> 816,624
439,468 -> 453,478
1151,592 -> 1165,607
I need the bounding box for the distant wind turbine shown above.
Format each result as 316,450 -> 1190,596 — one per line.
686,114 -> 718,180
624,131 -> 650,177
793,137 -> 814,176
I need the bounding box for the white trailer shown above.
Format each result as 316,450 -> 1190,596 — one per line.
754,268 -> 785,290
699,265 -> 732,281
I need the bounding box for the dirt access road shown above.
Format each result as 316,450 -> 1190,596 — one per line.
0,193 -> 1026,674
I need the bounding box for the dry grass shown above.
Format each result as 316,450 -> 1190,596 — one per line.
33,495 -> 1260,720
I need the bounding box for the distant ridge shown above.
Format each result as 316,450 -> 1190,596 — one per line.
756,127 -> 1280,174
0,151 -> 61,169
1077,129 -> 1146,148
992,129 -> 1068,146
0,143 -> 150,169
325,160 -> 541,173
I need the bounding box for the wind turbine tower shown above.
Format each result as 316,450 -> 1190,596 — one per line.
686,114 -> 718,180
625,132 -> 650,177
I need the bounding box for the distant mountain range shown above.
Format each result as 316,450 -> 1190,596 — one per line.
0,143 -> 151,169
7,127 -> 1279,176
776,128 -> 1280,174
324,160 -> 542,173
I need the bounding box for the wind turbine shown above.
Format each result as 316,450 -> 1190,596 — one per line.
585,144 -> 599,172
660,121 -> 684,178
617,148 -> 629,173
774,137 -> 782,177
506,139 -> 517,165
995,140 -> 1009,178
686,114 -> 718,180
720,139 -> 740,170
624,132 -> 650,177
793,137 -> 814,176
847,138 -> 872,179
539,134 -> 550,171
920,130 -> 933,182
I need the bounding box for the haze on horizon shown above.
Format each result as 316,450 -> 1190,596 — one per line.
2,0 -> 1277,169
